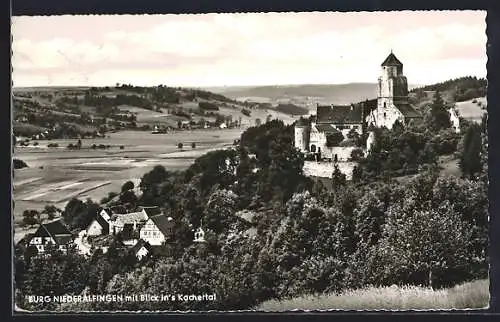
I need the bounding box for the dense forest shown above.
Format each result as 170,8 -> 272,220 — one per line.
14,91 -> 488,311
410,76 -> 487,102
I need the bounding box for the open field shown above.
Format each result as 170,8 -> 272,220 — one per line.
455,97 -> 486,123
13,129 -> 245,230
256,279 -> 489,311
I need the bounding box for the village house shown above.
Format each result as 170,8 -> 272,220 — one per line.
108,206 -> 162,237
28,219 -> 74,253
86,208 -> 112,236
131,239 -> 153,260
449,107 -> 461,133
139,214 -> 175,246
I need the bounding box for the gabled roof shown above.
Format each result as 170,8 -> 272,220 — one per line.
111,210 -> 149,225
140,206 -> 162,218
395,103 -> 421,118
315,124 -> 342,134
94,213 -> 110,231
358,99 -> 378,115
131,239 -> 153,254
316,105 -> 363,124
33,219 -> 73,245
381,52 -> 403,67
149,214 -> 175,237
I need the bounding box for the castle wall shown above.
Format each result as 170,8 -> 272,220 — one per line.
368,105 -> 404,129
294,125 -> 310,152
303,161 -> 356,180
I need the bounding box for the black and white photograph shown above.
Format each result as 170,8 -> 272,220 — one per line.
11,10 -> 489,312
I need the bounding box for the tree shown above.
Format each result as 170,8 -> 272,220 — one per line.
22,210 -> 39,226
121,181 -> 135,193
459,124 -> 482,179
383,198 -> 475,288
44,205 -> 59,220
351,165 -> 363,183
331,164 -> 347,189
191,142 -> 196,149
178,142 -> 183,150
426,91 -> 451,132
177,120 -> 182,129
326,132 -> 344,147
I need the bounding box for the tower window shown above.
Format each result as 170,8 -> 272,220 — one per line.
384,112 -> 387,118
383,102 -> 386,108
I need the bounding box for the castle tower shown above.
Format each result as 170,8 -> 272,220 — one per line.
377,51 -> 409,109
294,120 -> 310,153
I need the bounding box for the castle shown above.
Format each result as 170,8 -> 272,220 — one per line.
295,52 -> 421,162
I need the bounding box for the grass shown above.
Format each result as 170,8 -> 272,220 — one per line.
455,96 -> 486,122
256,279 -> 489,311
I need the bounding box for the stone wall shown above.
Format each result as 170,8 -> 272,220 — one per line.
303,161 -> 357,180
367,105 -> 403,129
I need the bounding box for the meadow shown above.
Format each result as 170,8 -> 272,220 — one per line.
256,279 -> 489,311
13,128 -> 245,239
455,97 -> 487,123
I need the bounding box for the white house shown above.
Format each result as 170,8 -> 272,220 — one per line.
131,239 -> 153,260
86,209 -> 112,236
28,219 -> 74,253
139,214 -> 175,246
449,107 -> 461,133
108,210 -> 148,236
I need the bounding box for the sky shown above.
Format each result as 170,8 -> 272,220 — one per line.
12,11 -> 487,88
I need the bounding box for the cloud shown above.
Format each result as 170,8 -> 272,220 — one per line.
11,11 -> 486,87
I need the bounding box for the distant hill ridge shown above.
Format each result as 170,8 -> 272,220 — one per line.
210,83 -> 422,106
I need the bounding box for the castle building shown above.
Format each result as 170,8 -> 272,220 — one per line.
366,52 -> 421,129
295,52 -> 421,161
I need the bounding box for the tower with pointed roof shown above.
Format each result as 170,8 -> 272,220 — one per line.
366,52 -> 420,129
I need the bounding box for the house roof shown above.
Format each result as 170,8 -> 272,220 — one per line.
140,206 -> 162,217
359,99 -> 378,115
315,123 -> 342,134
149,214 -> 175,237
395,103 -> 421,118
33,219 -> 73,245
131,239 -> 153,253
94,213 -> 110,231
316,105 -> 364,124
381,52 -> 403,67
111,210 -> 149,225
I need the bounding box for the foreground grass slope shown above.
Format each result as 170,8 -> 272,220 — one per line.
256,279 -> 489,311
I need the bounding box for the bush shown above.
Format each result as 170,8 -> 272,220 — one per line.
178,143 -> 183,149
326,132 -> 344,147
47,143 -> 59,148
91,144 -> 97,149
350,148 -> 365,161
241,109 -> 251,117
191,142 -> 196,149
199,102 -> 219,111
98,144 -> 106,149
33,142 -> 39,146
13,159 -> 28,169
120,145 -> 125,150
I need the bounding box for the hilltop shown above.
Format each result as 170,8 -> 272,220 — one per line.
12,76 -> 487,140
12,85 -> 299,140
210,83 -> 422,107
